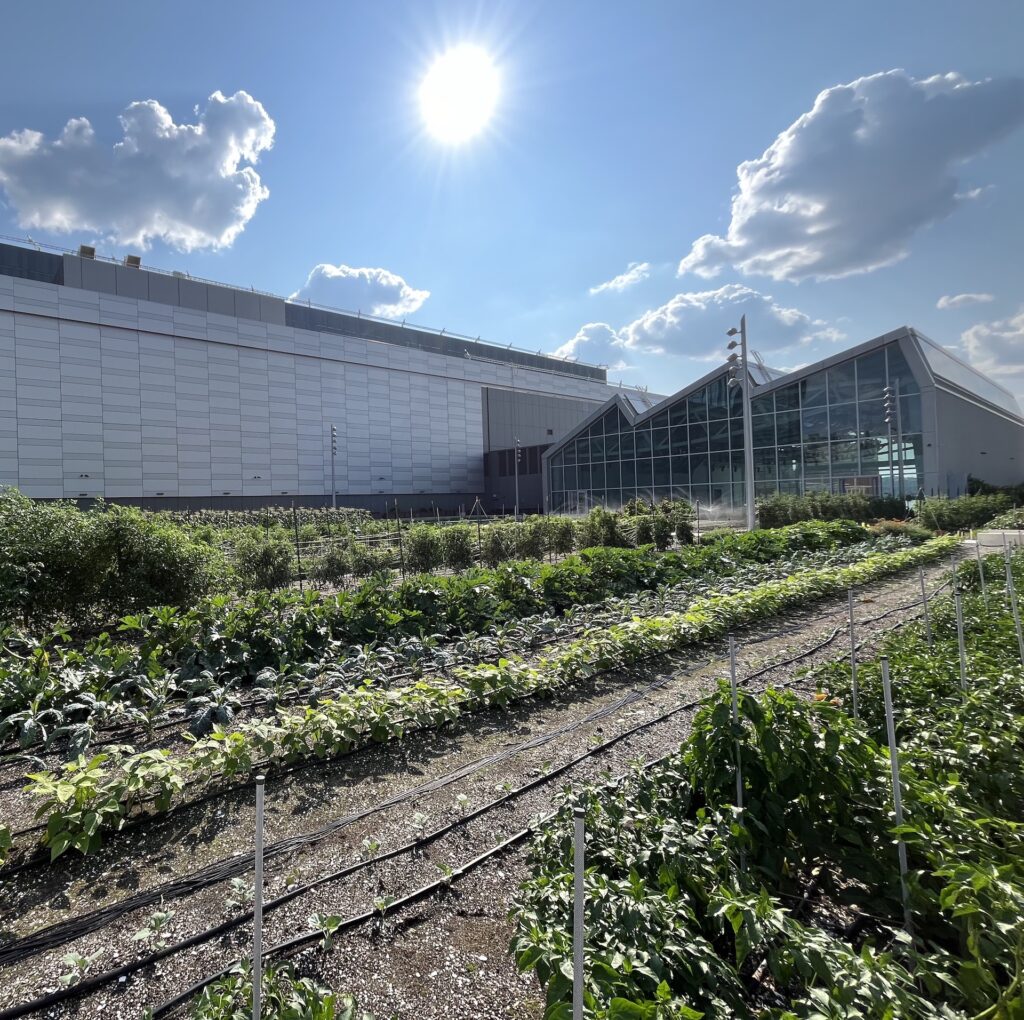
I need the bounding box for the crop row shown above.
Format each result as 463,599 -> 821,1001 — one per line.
512,549 -> 1023,1019
0,521 -> 869,748
1,535 -> 955,870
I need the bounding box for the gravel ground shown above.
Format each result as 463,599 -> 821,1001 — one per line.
0,551 -> 961,1019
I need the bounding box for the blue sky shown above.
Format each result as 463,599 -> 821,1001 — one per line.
2,1 -> 1023,397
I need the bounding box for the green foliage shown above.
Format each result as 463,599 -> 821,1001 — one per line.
513,560 -> 1024,1020
439,524 -> 475,571
406,525 -> 444,573
868,519 -> 933,542
309,543 -> 350,586
347,540 -> 394,577
915,492 -> 1012,532
757,490 -> 906,528
576,507 -> 627,549
232,533 -> 294,591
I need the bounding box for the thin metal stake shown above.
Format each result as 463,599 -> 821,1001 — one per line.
918,567 -> 932,649
572,806 -> 585,1020
253,775 -> 265,1020
975,540 -> 988,606
847,589 -> 859,719
880,659 -> 913,938
729,636 -> 746,871
1003,534 -> 1024,664
954,588 -> 968,693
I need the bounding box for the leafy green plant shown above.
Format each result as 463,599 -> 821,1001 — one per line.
308,912 -> 344,951
134,907 -> 175,946
58,950 -> 103,988
440,524 -> 475,571
232,534 -> 293,591
406,525 -> 444,573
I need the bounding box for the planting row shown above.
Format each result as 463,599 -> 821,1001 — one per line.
513,551 -> 1023,1019
0,520 -> 870,750
0,535 -> 955,870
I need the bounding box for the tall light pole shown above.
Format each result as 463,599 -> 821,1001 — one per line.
513,435 -> 521,519
329,423 -> 337,510
727,315 -> 756,531
883,384 -> 899,501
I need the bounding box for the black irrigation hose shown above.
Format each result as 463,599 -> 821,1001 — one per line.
0,563 -> 956,1018
0,555 -> 958,857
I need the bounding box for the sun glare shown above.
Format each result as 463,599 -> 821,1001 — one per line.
419,45 -> 500,144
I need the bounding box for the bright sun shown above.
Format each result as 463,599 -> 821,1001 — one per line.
419,45 -> 500,144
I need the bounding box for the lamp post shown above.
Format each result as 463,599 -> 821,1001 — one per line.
726,315 -> 756,531
329,424 -> 337,510
514,436 -> 521,519
883,383 -> 903,501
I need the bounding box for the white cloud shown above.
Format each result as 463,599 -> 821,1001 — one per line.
552,284 -> 842,369
961,308 -> 1024,393
0,91 -> 275,251
290,263 -> 430,319
679,70 -> 1024,282
937,292 -> 995,310
589,261 -> 650,295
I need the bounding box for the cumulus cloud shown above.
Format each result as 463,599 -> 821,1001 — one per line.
290,263 -> 430,319
937,292 -> 995,310
678,70 -> 1024,282
589,261 -> 650,295
0,91 -> 275,251
961,308 -> 1024,395
552,285 -> 841,370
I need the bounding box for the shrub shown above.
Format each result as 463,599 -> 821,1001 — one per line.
309,543 -> 350,585
547,516 -> 576,556
349,540 -> 394,577
481,524 -> 515,567
440,524 -> 474,571
575,507 -> 625,549
869,519 -> 933,543
914,493 -> 1012,532
232,534 -> 293,591
406,525 -> 444,573
632,516 -> 654,547
518,518 -> 547,560
651,514 -> 675,550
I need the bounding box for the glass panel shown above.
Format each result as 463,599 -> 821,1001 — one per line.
730,449 -> 745,483
589,417 -> 603,437
751,392 -> 774,416
707,376 -> 729,419
621,460 -> 636,487
589,436 -> 605,460
690,485 -> 711,508
602,408 -> 619,433
775,384 -> 800,411
652,428 -> 671,456
578,463 -> 592,488
605,433 -> 620,459
563,464 -> 577,489
800,371 -> 828,407
551,466 -> 564,490
827,361 -> 857,404
917,336 -> 1019,412
801,406 -> 829,443
620,432 -> 635,459
563,442 -> 576,466
591,461 -> 606,489
690,453 -> 709,484
670,400 -> 688,426
634,417 -> 652,433
754,481 -> 777,498
777,445 -> 801,481
730,417 -> 744,450
635,430 -> 653,458
803,443 -> 830,480
898,394 -> 922,434
672,484 -> 692,502
709,419 -> 731,452
856,350 -> 886,400
775,410 -> 801,445
829,402 -> 858,441
636,458 -> 653,487
653,456 -> 671,486
728,382 -> 743,418
606,461 -> 621,489
830,440 -> 860,474
653,485 -> 672,503
637,486 -> 654,505
754,447 -> 777,480
710,451 -> 731,483
858,400 -> 887,438
711,483 -> 731,503
671,456 -> 689,485
576,437 -> 590,461
688,421 -> 709,453
651,410 -> 670,430
752,413 -> 775,447
670,425 -> 688,456
687,388 -> 708,422
860,438 -> 886,472
886,346 -> 920,394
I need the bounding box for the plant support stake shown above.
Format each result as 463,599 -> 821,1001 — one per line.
975,539 -> 988,606
729,636 -> 746,870
880,658 -> 913,938
918,566 -> 932,648
572,805 -> 585,1020
847,589 -> 859,719
253,775 -> 265,1020
952,587 -> 968,692
1002,533 -> 1024,664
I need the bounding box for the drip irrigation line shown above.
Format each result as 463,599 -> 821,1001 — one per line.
0,559 -> 955,1010
0,554 -> 958,862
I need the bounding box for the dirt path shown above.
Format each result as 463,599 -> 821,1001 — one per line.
0,552 -> 960,1019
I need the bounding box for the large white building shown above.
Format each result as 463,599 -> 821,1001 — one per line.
0,241 -> 630,512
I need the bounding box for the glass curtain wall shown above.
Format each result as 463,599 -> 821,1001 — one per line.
546,343 -> 924,512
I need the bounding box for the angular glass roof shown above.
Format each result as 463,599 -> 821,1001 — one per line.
914,334 -> 1021,416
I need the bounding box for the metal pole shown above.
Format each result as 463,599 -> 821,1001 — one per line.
291,502 -> 303,593
880,658 -> 913,937
918,566 -> 932,648
330,423 -> 337,511
253,775 -> 265,1020
954,588 -> 968,692
695,499 -> 701,544
514,438 -> 521,520
847,589 -> 859,719
894,378 -> 905,503
572,805 -> 585,1020
729,636 -> 746,872
1002,534 -> 1024,664
975,539 -> 988,606
740,315 -> 756,532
